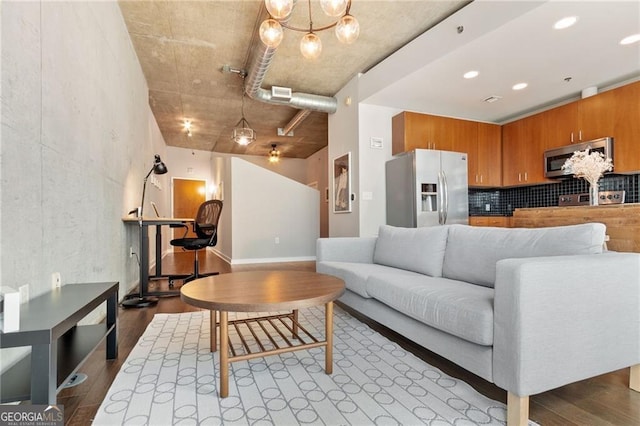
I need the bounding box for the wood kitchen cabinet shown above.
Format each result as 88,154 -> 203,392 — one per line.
544,85 -> 619,148
392,112 -> 502,187
392,112 -> 455,154
612,81 -> 640,173
474,123 -> 502,187
502,112 -> 547,186
468,216 -> 511,227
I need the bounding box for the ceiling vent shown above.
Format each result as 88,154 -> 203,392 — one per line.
271,86 -> 292,100
483,95 -> 502,103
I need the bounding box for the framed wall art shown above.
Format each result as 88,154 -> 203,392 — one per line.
333,152 -> 351,213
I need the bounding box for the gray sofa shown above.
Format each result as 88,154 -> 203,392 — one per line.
316,223 -> 640,425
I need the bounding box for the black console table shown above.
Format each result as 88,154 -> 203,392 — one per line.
0,282 -> 118,404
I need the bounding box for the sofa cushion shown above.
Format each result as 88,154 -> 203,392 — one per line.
316,261 -> 425,298
366,274 -> 494,346
373,225 -> 449,277
443,223 -> 607,288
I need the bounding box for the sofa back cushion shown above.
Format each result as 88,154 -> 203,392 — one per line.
373,225 -> 449,277
442,223 -> 607,288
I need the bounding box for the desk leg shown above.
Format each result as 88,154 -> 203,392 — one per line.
210,310 -> 217,352
140,224 -> 150,295
219,311 -> 229,397
31,342 -> 57,405
106,290 -> 118,359
154,224 -> 163,277
325,301 -> 334,375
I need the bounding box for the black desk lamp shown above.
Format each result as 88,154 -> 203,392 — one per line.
122,154 -> 168,308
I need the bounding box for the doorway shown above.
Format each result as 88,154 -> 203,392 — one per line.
172,178 -> 207,240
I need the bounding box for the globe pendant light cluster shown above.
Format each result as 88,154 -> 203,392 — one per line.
259,0 -> 359,60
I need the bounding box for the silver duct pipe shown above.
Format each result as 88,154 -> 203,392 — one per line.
244,37 -> 338,114
281,109 -> 311,135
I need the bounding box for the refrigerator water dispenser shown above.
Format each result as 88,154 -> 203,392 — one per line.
421,183 -> 437,212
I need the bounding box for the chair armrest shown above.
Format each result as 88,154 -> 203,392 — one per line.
316,237 -> 377,263
493,252 -> 640,396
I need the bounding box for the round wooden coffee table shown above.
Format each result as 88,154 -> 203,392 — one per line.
180,270 -> 345,397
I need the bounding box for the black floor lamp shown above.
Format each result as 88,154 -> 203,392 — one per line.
122,154 -> 168,308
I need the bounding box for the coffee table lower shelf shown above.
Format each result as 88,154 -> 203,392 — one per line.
212,303 -> 335,397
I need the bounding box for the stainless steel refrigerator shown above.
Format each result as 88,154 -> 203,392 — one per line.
386,149 -> 469,227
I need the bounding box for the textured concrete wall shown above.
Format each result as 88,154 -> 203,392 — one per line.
1,0 -> 166,338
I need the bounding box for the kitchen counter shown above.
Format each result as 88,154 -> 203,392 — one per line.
513,203 -> 640,252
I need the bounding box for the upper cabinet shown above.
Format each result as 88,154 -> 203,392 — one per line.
612,81 -> 640,173
392,112 -> 502,187
542,81 -> 640,172
392,112 -> 455,154
474,123 -> 502,187
502,112 -> 548,187
544,91 -> 616,148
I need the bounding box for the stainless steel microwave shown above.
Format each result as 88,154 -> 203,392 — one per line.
543,137 -> 613,178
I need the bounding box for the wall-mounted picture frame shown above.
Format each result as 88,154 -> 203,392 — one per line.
333,152 -> 351,213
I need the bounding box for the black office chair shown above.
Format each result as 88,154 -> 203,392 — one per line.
168,200 -> 223,287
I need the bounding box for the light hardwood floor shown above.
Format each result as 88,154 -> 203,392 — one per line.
59,251 -> 640,425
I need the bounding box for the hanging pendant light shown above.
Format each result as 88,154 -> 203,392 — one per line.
259,18 -> 284,48
265,0 -> 293,19
300,31 -> 322,60
320,0 -> 348,17
335,13 -> 359,44
232,85 -> 256,145
260,0 -> 358,59
268,144 -> 280,163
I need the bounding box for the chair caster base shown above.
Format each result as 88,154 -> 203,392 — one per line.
121,296 -> 159,308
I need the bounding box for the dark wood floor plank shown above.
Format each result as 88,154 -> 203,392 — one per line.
60,251 -> 640,425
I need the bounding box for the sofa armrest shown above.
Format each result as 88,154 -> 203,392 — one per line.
316,237 -> 377,263
493,252 -> 640,397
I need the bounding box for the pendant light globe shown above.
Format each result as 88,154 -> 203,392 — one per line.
320,0 -> 348,17
335,14 -> 359,44
265,0 -> 293,20
259,19 -> 284,48
300,32 -> 322,59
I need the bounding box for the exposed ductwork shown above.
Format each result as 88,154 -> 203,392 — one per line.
244,35 -> 338,116
281,109 -> 311,136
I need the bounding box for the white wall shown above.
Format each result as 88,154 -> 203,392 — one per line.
1,1 -> 166,368
328,76 -> 361,237
230,158 -> 318,263
357,104 -> 401,236
305,147 -> 329,237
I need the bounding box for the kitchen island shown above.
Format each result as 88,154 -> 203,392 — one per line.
512,203 -> 640,252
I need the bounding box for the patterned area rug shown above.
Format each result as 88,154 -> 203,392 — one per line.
94,307 -> 534,425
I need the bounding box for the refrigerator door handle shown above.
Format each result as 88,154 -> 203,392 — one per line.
437,172 -> 443,225
442,170 -> 449,224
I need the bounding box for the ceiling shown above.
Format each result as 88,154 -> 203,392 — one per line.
118,1 -> 640,160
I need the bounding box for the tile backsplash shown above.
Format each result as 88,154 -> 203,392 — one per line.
469,174 -> 640,216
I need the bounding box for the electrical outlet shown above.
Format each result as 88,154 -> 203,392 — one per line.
19,284 -> 29,304
129,247 -> 134,258
52,272 -> 62,289
275,237 -> 280,244
485,203 -> 491,212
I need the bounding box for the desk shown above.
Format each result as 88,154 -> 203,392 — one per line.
122,217 -> 193,302
0,282 -> 118,404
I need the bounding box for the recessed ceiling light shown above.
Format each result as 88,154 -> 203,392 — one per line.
512,83 -> 528,91
554,16 -> 578,30
463,70 -> 479,79
620,33 -> 640,45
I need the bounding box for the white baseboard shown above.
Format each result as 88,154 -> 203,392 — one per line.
229,256 -> 316,265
